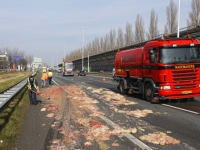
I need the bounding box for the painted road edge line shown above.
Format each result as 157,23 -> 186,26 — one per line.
162,104 -> 200,115
52,79 -> 69,93
99,116 -> 152,150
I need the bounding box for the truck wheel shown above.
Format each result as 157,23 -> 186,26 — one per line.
120,80 -> 127,94
144,82 -> 154,102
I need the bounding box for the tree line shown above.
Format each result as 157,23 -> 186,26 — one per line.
0,47 -> 33,70
65,0 -> 200,62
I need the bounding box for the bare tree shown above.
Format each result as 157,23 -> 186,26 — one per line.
100,37 -> 104,53
109,29 -> 116,50
187,0 -> 200,27
87,43 -> 93,56
102,34 -> 109,52
91,40 -> 97,55
116,27 -> 124,48
93,38 -> 100,54
134,14 -> 145,43
124,22 -> 134,46
96,38 -> 101,54
165,0 -> 178,34
146,9 -> 159,40
27,55 -> 33,70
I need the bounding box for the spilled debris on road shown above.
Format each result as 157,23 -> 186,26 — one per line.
39,85 -> 181,149
139,132 -> 180,145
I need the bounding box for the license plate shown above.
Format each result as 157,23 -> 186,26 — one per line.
182,91 -> 192,94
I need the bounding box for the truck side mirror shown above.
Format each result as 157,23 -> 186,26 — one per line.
149,49 -> 154,54
150,54 -> 156,63
149,49 -> 156,63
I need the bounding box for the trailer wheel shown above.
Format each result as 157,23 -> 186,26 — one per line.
120,80 -> 127,94
144,82 -> 154,101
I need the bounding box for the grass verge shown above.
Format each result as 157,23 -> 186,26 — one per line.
0,88 -> 29,150
0,72 -> 32,93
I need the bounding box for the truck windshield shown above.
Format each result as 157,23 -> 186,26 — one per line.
65,64 -> 73,69
160,46 -> 200,64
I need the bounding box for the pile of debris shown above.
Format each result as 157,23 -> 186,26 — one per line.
139,132 -> 180,145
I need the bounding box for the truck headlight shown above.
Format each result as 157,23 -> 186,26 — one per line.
160,86 -> 171,90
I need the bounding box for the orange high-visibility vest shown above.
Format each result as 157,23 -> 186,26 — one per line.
41,73 -> 48,80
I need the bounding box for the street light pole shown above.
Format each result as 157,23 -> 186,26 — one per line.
88,52 -> 89,72
177,0 -> 180,38
63,44 -> 65,61
56,51 -> 58,68
52,56 -> 54,69
51,59 -> 52,68
81,27 -> 86,70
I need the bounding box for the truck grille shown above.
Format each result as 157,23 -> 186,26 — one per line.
172,69 -> 198,90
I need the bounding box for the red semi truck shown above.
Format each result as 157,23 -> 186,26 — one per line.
115,36 -> 200,102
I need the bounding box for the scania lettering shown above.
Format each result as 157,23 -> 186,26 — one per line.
115,36 -> 200,102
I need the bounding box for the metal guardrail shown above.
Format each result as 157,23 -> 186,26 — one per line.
0,72 -> 36,110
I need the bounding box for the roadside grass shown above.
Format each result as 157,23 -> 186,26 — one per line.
0,71 -> 28,79
0,88 -> 29,150
0,71 -> 32,93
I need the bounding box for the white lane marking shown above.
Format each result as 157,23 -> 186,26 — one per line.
52,79 -> 69,93
90,79 -> 115,84
89,78 -> 93,79
99,116 -> 152,150
81,82 -> 85,84
162,104 -> 200,115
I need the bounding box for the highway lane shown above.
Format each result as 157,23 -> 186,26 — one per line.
54,72 -> 200,113
52,73 -> 200,150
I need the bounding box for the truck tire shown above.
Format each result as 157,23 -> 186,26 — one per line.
144,82 -> 154,102
120,80 -> 127,94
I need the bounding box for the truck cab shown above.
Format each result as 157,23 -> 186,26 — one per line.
115,36 -> 200,102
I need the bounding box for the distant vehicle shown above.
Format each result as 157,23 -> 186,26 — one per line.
57,68 -> 62,73
78,70 -> 86,76
62,62 -> 74,76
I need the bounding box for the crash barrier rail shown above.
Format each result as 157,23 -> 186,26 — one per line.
0,72 -> 37,111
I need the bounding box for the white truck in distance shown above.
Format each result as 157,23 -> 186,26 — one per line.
62,62 -> 74,76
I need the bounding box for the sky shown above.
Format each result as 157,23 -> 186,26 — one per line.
0,0 -> 192,66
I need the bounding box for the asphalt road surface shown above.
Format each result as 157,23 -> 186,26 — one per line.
16,72 -> 200,150
52,72 -> 200,150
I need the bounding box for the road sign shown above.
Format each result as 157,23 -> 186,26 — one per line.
12,56 -> 20,62
0,55 -> 7,62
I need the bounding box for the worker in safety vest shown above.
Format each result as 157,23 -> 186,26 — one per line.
48,69 -> 53,85
41,71 -> 48,88
27,75 -> 40,105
